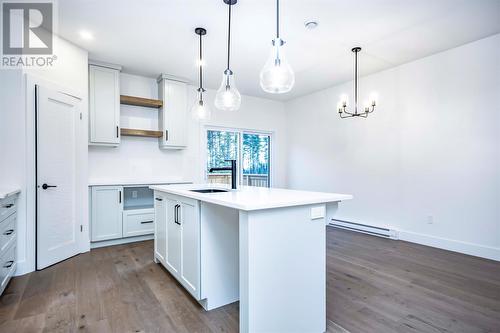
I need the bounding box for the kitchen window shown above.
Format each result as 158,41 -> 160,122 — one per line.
206,128 -> 272,188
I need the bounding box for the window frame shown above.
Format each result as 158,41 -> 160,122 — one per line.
202,125 -> 274,188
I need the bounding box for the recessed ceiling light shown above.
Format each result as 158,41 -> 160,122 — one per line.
304,21 -> 319,30
79,30 -> 93,40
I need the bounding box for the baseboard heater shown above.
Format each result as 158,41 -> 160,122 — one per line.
329,219 -> 398,239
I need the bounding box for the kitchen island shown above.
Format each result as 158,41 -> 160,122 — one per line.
151,184 -> 352,333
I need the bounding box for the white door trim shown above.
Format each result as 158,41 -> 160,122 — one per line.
18,73 -> 89,275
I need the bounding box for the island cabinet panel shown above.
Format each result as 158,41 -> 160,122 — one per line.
154,192 -> 201,300
154,193 -> 167,265
166,197 -> 181,275
91,186 -> 123,241
179,201 -> 200,298
89,64 -> 120,146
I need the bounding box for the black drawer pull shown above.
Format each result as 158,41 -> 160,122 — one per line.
2,204 -> 14,208
140,221 -> 153,224
3,261 -> 14,268
3,229 -> 14,235
155,197 -> 163,201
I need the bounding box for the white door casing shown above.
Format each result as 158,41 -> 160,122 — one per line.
36,85 -> 83,269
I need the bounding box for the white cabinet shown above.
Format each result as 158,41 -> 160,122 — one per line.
154,193 -> 167,264
179,200 -> 200,297
122,208 -> 154,237
166,197 -> 181,274
0,190 -> 19,296
91,184 -> 165,246
154,192 -> 200,299
157,74 -> 189,149
91,186 -> 123,241
89,64 -> 121,146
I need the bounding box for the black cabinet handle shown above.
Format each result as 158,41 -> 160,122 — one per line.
41,184 -> 57,190
3,261 -> 14,268
174,204 -> 178,224
140,221 -> 153,224
3,229 -> 14,235
116,126 -> 119,138
174,204 -> 181,225
119,190 -> 122,203
2,203 -> 14,208
165,130 -> 168,141
155,197 -> 163,201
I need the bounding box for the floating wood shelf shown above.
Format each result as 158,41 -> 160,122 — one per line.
120,95 -> 163,108
121,128 -> 163,138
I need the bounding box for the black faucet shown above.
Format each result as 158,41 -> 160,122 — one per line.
209,159 -> 237,190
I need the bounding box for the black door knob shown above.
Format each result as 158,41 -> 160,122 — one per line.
41,183 -> 57,190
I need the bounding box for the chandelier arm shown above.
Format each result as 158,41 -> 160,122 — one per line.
343,108 -> 355,116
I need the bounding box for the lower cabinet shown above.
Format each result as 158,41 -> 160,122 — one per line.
154,191 -> 200,300
91,186 -> 123,241
90,185 -> 155,244
154,193 -> 167,264
0,190 -> 19,296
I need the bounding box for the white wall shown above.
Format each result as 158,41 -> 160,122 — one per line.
88,73 -> 287,187
285,34 -> 500,261
0,36 -> 88,274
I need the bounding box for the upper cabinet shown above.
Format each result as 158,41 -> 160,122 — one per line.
157,74 -> 189,149
89,63 -> 121,146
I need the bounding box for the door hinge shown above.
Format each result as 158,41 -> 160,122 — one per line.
80,225 -> 83,232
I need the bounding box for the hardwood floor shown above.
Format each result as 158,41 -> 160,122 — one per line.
0,228 -> 499,332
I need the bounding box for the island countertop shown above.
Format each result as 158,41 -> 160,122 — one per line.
150,184 -> 352,211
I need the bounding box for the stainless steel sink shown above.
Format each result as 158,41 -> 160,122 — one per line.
190,189 -> 229,193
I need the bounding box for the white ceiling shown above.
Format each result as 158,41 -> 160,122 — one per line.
58,0 -> 500,101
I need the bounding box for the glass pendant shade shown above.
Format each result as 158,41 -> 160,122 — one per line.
214,70 -> 241,111
260,38 -> 295,94
191,91 -> 211,121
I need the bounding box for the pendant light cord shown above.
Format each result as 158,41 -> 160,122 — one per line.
276,0 -> 280,39
226,2 -> 232,71
199,33 -> 203,92
354,50 -> 358,114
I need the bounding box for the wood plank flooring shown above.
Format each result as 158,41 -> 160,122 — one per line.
0,228 -> 499,332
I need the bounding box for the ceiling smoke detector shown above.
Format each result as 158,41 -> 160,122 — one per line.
304,21 -> 318,30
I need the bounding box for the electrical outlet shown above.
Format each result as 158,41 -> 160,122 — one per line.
426,215 -> 434,224
132,190 -> 138,198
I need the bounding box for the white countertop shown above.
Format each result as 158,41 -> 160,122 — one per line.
0,188 -> 21,200
150,184 -> 353,211
88,179 -> 191,187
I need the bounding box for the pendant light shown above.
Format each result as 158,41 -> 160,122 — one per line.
338,47 -> 377,118
191,27 -> 211,120
259,0 -> 295,94
214,0 -> 241,111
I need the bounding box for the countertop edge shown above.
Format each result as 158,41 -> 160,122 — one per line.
150,185 -> 353,211
0,188 -> 21,200
88,180 -> 192,187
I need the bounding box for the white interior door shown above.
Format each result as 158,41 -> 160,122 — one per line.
36,85 -> 82,269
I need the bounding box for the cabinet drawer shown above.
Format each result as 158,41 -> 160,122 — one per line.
123,209 -> 154,238
0,244 -> 16,295
0,197 -> 16,223
0,214 -> 16,256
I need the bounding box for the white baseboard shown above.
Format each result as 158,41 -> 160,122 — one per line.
398,230 -> 500,262
14,259 -> 33,276
90,234 -> 154,249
